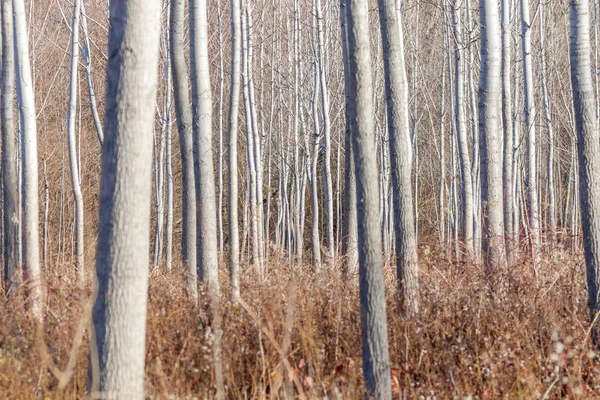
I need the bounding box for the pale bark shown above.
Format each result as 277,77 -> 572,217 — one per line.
310,53 -> 323,271
479,0 -> 506,270
540,1 -> 556,247
293,0 -> 305,262
190,0 -> 220,294
90,0 -> 161,396
452,3 -> 474,257
170,0 -> 197,299
570,0 -> 600,344
378,0 -> 419,315
595,1 -> 600,125
341,108 -> 358,274
264,13 -> 277,266
447,16 -> 460,260
511,52 -> 521,259
451,130 -> 459,260
2,0 -> 19,294
521,0 -> 541,269
153,125 -> 166,267
80,2 -> 104,145
439,40 -> 447,249
42,158 -> 48,271
189,0 -> 224,396
315,0 -> 335,265
227,0 -> 241,300
346,0 -> 392,396
502,0 -> 514,264
164,38 -> 173,271
245,4 -> 265,267
466,0 -> 481,262
410,6 -> 419,245
241,6 -> 261,271
14,0 -> 43,320
66,0 -> 84,283
217,0 -> 225,254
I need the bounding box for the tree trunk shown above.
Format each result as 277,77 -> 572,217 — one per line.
227,0 -> 242,300
570,0 -> 600,345
439,39 -> 447,249
479,0 -> 506,271
502,0 -> 514,265
540,1 -> 556,247
521,0 -> 541,270
14,0 -> 43,321
245,4 -> 265,268
466,0 -> 481,262
512,54 -> 521,260
189,0 -> 224,396
293,0 -> 305,263
163,32 -> 174,272
315,0 -> 335,265
170,0 -> 198,299
377,0 -> 419,315
2,0 -> 19,295
217,0 -> 225,254
241,5 -> 261,271
190,0 -> 220,293
153,123 -> 166,267
345,0 -> 392,396
66,0 -> 84,284
310,50 -> 323,272
452,3 -> 474,257
80,2 -> 104,145
89,0 -> 161,396
340,0 -> 358,274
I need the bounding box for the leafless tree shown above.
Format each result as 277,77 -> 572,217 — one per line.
346,0 -> 392,396
570,0 -> 600,344
90,0 -> 161,395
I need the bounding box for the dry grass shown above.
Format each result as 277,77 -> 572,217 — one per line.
1,245 -> 599,399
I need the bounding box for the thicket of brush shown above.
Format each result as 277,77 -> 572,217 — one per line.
1,244 -> 599,399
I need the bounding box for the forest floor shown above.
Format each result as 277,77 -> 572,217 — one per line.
1,243 -> 600,399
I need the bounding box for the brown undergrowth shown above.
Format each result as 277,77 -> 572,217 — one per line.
1,246 -> 599,399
